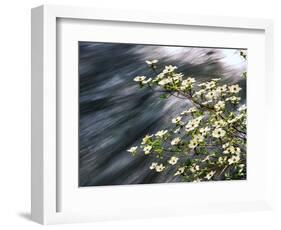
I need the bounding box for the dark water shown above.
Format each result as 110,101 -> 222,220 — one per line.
79,42 -> 247,186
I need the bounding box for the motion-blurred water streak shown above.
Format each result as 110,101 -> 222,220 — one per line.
79,42 -> 246,186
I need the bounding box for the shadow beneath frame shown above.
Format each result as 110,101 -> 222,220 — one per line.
18,212 -> 32,221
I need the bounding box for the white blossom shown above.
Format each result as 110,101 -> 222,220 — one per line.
181,77 -> 195,89
145,59 -> 158,65
228,155 -> 240,165
149,162 -> 158,170
143,145 -> 152,155
190,164 -> 200,173
127,146 -> 138,153
202,155 -> 211,162
193,134 -> 204,143
172,116 -> 182,124
216,85 -> 227,93
168,156 -> 179,165
174,128 -> 180,133
185,119 -> 200,132
205,171 -> 216,180
173,73 -> 183,82
134,76 -> 146,82
194,89 -> 206,96
180,107 -> 197,115
213,119 -> 227,128
155,130 -> 168,138
228,84 -> 241,93
214,101 -> 225,111
155,164 -> 165,172
199,126 -> 211,136
141,134 -> 153,145
222,142 -> 230,149
212,128 -> 226,138
226,96 -> 241,103
163,65 -> 177,73
206,90 -> 218,100
224,146 -> 241,155
142,78 -> 152,84
212,78 -> 221,81
238,104 -> 247,111
205,81 -> 216,90
218,156 -> 227,165
193,115 -> 204,124
158,78 -> 172,85
188,139 -> 198,149
153,73 -> 165,82
174,167 -> 185,176
171,137 -> 181,146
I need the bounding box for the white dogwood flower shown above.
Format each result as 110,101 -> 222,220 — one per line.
193,134 -> 204,143
155,130 -> 168,138
224,146 -> 241,155
226,96 -> 241,103
229,84 -> 241,93
142,78 -> 152,84
214,101 -> 225,111
174,167 -> 185,176
127,146 -> 138,153
212,128 -> 226,138
222,142 -> 230,149
188,139 -> 198,149
223,146 -> 235,154
168,156 -> 179,165
141,134 -> 153,145
174,128 -> 180,134
206,90 -> 217,100
134,76 -> 146,82
194,89 -> 206,96
158,78 -> 172,86
149,162 -> 158,170
213,119 -> 227,128
185,120 -> 199,132
171,137 -> 181,146
216,85 -> 227,93
238,104 -> 247,111
199,126 -> 211,136
180,107 -> 197,115
218,156 -> 227,165
202,100 -> 213,105
153,73 -> 165,82
143,145 -> 152,155
205,171 -> 216,180
163,65 -> 177,73
205,81 -> 216,90
155,164 -> 165,172
172,73 -> 183,83
194,116 -> 204,123
181,77 -> 195,88
190,164 -> 200,173
228,155 -> 240,165
212,78 -> 221,81
145,59 -> 158,65
172,116 -> 182,124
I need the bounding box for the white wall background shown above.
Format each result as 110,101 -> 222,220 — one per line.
0,0 -> 280,229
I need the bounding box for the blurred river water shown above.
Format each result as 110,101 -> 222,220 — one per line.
79,42 -> 247,186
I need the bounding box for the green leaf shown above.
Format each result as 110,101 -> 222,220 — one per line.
160,94 -> 170,99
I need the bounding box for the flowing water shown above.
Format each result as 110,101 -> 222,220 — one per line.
79,42 -> 247,186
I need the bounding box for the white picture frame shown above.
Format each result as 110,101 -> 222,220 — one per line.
31,4 -> 274,225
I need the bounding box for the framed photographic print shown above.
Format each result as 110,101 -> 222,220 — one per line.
31,5 -> 274,224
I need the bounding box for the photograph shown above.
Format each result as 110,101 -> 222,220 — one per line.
79,42 -> 247,187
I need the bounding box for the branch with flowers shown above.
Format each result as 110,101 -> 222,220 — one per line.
127,52 -> 247,182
